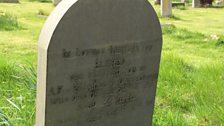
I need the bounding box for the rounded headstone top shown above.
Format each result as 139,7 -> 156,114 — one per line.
39,0 -> 162,51
38,0 -> 78,50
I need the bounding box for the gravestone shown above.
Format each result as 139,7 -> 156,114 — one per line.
52,0 -> 61,6
193,0 -> 201,7
161,0 -> 172,17
0,0 -> 19,3
36,0 -> 162,126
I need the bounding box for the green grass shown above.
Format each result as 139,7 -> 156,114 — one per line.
0,0 -> 224,125
152,1 -> 224,125
0,12 -> 19,31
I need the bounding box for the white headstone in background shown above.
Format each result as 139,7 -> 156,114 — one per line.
36,0 -> 163,126
161,0 -> 172,17
192,0 -> 201,8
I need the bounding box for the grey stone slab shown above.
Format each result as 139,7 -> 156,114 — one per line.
192,0 -> 201,8
0,0 -> 19,3
36,0 -> 162,126
161,0 -> 172,17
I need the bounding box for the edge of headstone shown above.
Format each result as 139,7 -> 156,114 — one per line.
36,0 -> 78,125
38,0 -> 78,50
52,0 -> 62,6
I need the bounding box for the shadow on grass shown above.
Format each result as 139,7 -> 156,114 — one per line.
162,24 -> 224,47
28,0 -> 52,3
159,14 -> 182,21
173,6 -> 187,10
0,110 -> 13,126
209,5 -> 224,8
216,37 -> 224,47
170,15 -> 182,20
162,25 -> 204,41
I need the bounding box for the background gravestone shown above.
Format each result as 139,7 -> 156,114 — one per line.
161,0 -> 172,17
193,0 -> 201,7
36,0 -> 162,126
0,0 -> 19,3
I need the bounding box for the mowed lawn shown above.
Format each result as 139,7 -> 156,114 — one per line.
0,0 -> 224,125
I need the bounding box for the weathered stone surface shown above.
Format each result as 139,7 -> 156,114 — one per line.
161,0 -> 172,17
36,0 -> 162,126
192,0 -> 201,8
0,0 -> 19,3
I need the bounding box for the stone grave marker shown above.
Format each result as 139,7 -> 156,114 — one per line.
36,0 -> 163,126
0,0 -> 19,3
192,0 -> 201,8
161,0 -> 172,17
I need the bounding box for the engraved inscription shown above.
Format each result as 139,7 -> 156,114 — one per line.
48,41 -> 158,125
